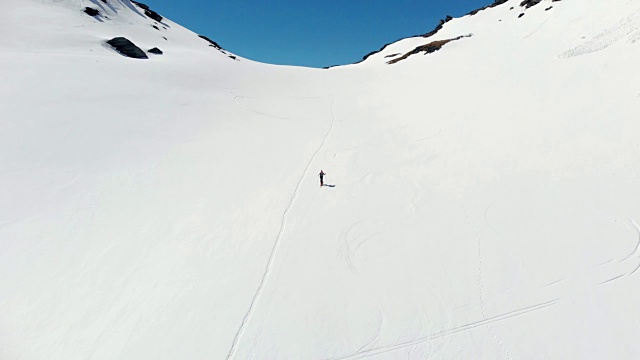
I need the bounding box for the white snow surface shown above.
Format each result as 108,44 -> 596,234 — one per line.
2,0 -> 640,359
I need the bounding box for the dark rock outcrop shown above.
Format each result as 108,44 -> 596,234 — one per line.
358,14 -> 454,64
148,47 -> 163,55
84,7 -> 100,16
420,15 -> 454,38
520,0 -> 543,8
131,1 -> 163,22
131,1 -> 150,10
360,49 -> 384,63
144,9 -> 163,22
468,0 -> 509,16
106,37 -> 148,59
387,35 -> 471,64
198,35 -> 222,50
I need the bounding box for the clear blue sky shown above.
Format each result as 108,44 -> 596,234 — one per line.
144,0 -> 492,68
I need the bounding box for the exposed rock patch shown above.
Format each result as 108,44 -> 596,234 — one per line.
388,35 -> 471,64
148,47 -> 163,55
357,15 -> 453,64
198,35 -> 222,50
106,37 -> 148,59
131,1 -> 163,22
131,0 -> 150,10
84,7 -> 100,17
468,0 -> 509,16
421,15 -> 453,38
521,0 -> 543,8
144,9 -> 162,22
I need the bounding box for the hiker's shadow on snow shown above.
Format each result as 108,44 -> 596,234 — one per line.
323,184 -> 336,188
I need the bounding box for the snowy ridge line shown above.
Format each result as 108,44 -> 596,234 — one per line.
327,299 -> 559,360
226,96 -> 337,360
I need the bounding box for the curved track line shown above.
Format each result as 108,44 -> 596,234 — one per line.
333,252 -> 455,360
226,96 -> 337,360
623,219 -> 640,260
595,219 -> 640,286
328,300 -> 558,360
341,217 -> 370,273
353,305 -> 385,355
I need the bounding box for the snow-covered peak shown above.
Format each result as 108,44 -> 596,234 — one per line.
0,0 -> 238,61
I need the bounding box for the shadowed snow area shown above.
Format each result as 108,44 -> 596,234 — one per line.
2,0 -> 640,359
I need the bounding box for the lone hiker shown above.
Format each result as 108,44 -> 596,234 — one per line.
319,170 -> 326,187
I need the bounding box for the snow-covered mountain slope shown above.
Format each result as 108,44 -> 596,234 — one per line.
2,0 -> 640,359
0,0 -> 236,59
359,0 -> 640,65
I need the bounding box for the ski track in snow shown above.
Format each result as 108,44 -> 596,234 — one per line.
347,223 -> 388,275
605,219 -> 640,280
590,219 -> 640,286
417,280 -> 455,360
327,300 -> 559,360
623,220 -> 640,260
461,200 -> 512,360
352,304 -> 385,357
332,275 -> 453,360
225,96 -> 337,360
341,180 -> 424,275
340,216 -> 371,274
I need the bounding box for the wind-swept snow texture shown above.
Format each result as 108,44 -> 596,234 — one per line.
2,0 -> 640,359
